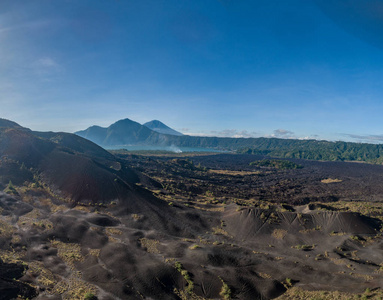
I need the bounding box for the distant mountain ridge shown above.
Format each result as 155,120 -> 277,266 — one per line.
75,118 -> 159,146
75,117 -> 383,164
143,120 -> 183,136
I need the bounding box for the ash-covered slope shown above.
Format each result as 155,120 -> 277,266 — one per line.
143,120 -> 183,136
0,121 -> 158,206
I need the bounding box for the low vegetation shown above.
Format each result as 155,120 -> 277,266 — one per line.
250,159 -> 303,170
174,261 -> 194,295
239,138 -> 383,164
276,287 -> 383,299
219,277 -> 232,300
4,180 -> 18,195
51,240 -> 84,269
292,244 -> 315,251
139,238 -> 160,253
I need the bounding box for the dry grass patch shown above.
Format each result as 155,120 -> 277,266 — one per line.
350,272 -> 373,281
107,236 -> 120,243
292,244 -> 315,251
329,231 -> 347,236
209,169 -> 262,176
105,228 -> 122,235
0,218 -> 15,238
197,236 -> 211,245
140,238 -> 160,253
258,272 -> 272,279
182,238 -> 195,243
131,213 -> 141,220
329,200 -> 383,222
189,244 -> 201,250
11,234 -> 21,244
105,228 -> 123,243
330,257 -> 348,266
173,288 -> 205,300
300,226 -> 321,234
52,273 -> 97,300
0,249 -> 26,264
212,226 -> 231,237
50,204 -> 68,213
321,178 -> 342,184
17,209 -> 53,231
191,204 -> 225,212
73,206 -> 93,213
277,287 -> 383,300
88,249 -> 100,257
28,261 -> 57,290
272,229 -> 287,239
51,240 -> 84,269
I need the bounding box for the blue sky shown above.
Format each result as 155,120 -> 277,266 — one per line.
2,0 -> 383,142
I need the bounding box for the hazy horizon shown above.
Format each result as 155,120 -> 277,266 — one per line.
2,1 -> 383,143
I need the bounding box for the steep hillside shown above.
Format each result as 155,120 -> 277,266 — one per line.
0,124 -> 153,206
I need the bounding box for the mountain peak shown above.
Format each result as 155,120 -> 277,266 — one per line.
75,117 -> 160,147
113,117 -> 135,124
146,120 -> 162,126
143,120 -> 183,136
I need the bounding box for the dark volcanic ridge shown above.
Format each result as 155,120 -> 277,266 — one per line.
0,122 -> 147,206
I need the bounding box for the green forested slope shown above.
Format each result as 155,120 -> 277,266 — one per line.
238,138 -> 383,163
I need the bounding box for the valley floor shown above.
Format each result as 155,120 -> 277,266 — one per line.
1,153 -> 383,299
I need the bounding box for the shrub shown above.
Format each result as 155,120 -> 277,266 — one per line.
219,277 -> 232,300
4,180 -> 18,195
84,293 -> 96,300
189,244 -> 200,250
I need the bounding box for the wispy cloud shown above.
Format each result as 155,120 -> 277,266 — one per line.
343,133 -> 383,143
32,57 -> 62,78
0,27 -> 12,34
210,129 -> 257,138
37,57 -> 59,68
0,20 -> 55,36
187,129 -> 257,138
183,128 -> 323,141
271,129 -> 295,138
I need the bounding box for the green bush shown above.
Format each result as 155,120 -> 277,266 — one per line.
4,180 -> 18,195
84,293 -> 96,300
250,159 -> 303,170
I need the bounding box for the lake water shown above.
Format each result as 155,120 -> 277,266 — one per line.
105,145 -> 226,153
